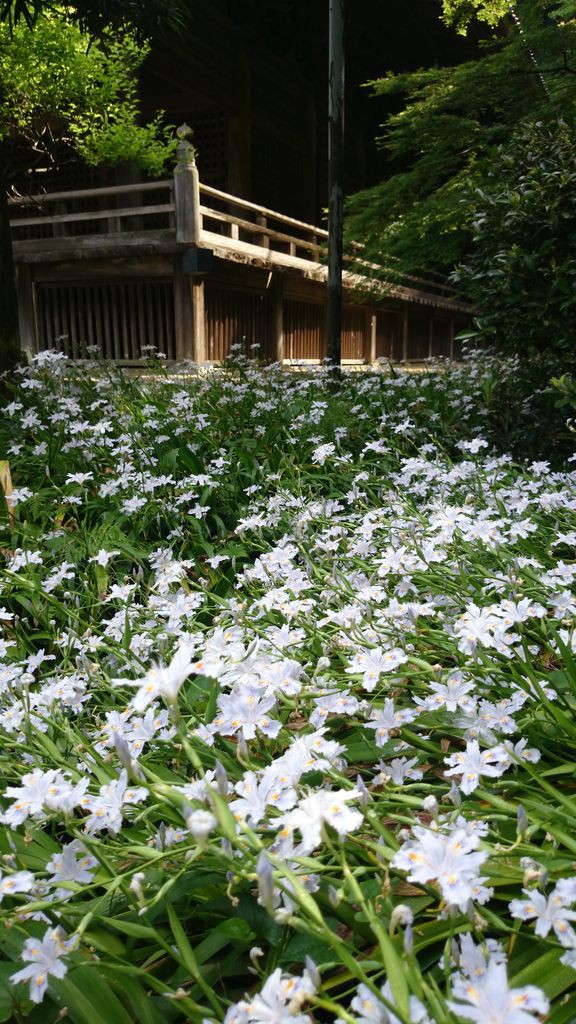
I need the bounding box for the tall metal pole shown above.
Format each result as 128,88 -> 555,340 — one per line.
327,0 -> 345,369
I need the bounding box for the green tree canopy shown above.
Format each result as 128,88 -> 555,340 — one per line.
0,11 -> 175,178
345,0 -> 576,277
0,0 -> 181,368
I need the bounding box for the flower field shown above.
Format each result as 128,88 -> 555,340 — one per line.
1,349 -> 576,1024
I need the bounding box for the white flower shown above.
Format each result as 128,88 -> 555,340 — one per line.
0,769 -> 88,828
510,888 -> 576,947
346,648 -> 408,691
278,789 -> 363,854
112,643 -> 196,711
225,966 -> 316,1024
46,840 -> 97,897
415,673 -> 476,713
376,756 -> 423,786
350,981 -> 430,1024
366,700 -> 419,747
81,770 -> 147,834
311,443 -> 336,465
392,824 -> 489,911
65,472 -> 93,485
89,548 -> 120,566
0,868 -> 35,902
444,741 -> 509,794
448,960 -> 549,1023
11,927 -> 74,1004
213,689 -> 282,741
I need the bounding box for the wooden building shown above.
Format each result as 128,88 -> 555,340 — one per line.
7,1 -> 473,363
9,134 -> 472,366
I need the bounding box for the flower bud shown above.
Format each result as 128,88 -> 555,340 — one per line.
328,884 -> 340,907
448,781 -> 462,807
215,760 -> 229,797
256,851 -> 275,913
305,956 -> 320,990
422,795 -> 439,818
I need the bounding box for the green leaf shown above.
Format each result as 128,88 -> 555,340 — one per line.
0,964 -> 16,1023
192,918 -> 254,967
510,949 -> 576,1000
52,967 -> 134,1024
100,917 -> 157,939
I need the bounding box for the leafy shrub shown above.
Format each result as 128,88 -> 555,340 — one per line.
452,118 -> 576,359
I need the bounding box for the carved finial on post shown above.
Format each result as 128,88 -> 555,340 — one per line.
174,123 -> 200,244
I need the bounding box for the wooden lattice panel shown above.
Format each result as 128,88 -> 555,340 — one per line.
205,284 -> 273,362
35,280 -> 176,360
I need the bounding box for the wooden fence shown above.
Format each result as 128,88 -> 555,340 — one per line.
9,127 -> 473,364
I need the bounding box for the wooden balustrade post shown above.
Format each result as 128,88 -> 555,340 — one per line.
257,214 -> 269,250
53,201 -> 68,238
173,124 -> 201,245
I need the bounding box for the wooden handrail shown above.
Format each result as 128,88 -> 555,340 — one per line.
8,180 -> 172,206
7,173 -> 466,305
199,182 -> 329,238
12,203 -> 174,229
199,206 -> 323,252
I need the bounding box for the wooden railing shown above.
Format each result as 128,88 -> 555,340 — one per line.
8,130 -> 467,308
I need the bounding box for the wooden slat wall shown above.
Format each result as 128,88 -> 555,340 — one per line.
406,311 -> 429,361
342,307 -> 367,361
284,299 -> 325,361
35,281 -> 175,359
431,317 -> 451,358
204,284 -> 273,362
376,311 -> 402,361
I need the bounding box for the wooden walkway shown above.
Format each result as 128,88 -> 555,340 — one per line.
9,133 -> 473,364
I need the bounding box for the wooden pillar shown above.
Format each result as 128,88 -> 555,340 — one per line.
15,264 -> 37,355
173,258 -> 193,361
257,214 -> 269,250
52,201 -> 68,239
402,306 -> 409,362
191,280 -> 207,365
173,124 -> 201,245
449,316 -> 455,360
368,303 -> 377,364
271,275 -> 284,364
428,312 -> 435,359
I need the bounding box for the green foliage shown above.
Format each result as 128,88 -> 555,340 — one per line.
345,0 -> 576,277
0,0 -> 187,38
441,0 -> 515,33
452,118 -> 576,358
0,12 -> 176,176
